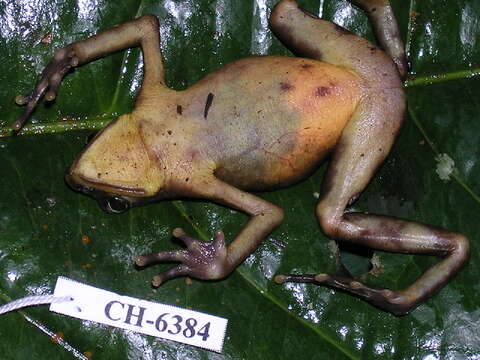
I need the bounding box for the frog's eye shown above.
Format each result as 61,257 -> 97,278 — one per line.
106,196 -> 130,214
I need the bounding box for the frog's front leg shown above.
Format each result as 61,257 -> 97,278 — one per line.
13,15 -> 165,130
136,177 -> 284,286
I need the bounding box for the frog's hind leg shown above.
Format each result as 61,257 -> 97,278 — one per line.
270,0 -> 406,82
275,93 -> 469,316
271,1 -> 469,315
13,15 -> 165,131
350,0 -> 408,77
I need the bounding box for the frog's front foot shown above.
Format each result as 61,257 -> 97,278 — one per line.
135,228 -> 229,287
274,273 -> 414,316
13,47 -> 79,131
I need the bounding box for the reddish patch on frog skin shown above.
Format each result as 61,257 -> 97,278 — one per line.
315,86 -> 331,97
280,82 -> 294,91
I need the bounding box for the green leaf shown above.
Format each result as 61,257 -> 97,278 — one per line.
1,0 -> 479,359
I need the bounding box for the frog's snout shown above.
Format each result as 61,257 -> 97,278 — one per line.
65,172 -> 90,193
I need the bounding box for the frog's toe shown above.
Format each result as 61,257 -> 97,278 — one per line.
135,248 -> 187,267
173,227 -> 227,255
15,94 -> 30,106
152,265 -> 190,287
171,227 -> 200,249
274,273 -> 318,284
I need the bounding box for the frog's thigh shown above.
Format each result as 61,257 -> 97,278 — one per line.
314,98 -> 470,315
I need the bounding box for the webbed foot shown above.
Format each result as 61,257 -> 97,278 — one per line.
275,273 -> 414,316
135,228 -> 229,287
13,47 -> 79,131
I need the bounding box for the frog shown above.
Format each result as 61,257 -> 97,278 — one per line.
13,0 -> 469,316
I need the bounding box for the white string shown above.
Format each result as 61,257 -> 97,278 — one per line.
0,295 -> 73,315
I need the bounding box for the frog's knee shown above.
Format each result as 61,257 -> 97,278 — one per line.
267,205 -> 285,227
272,0 -> 298,13
136,14 -> 159,29
380,292 -> 418,316
451,233 -> 470,265
315,202 -> 341,239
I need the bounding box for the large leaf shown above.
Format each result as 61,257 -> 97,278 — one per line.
1,0 -> 479,359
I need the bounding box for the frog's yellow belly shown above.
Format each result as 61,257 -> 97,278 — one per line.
184,56 -> 362,190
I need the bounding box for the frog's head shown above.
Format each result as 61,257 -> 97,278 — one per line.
65,114 -> 165,214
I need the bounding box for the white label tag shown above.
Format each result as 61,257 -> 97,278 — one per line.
50,277 -> 228,352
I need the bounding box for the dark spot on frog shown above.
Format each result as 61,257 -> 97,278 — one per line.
167,130 -> 172,135
301,63 -> 313,69
371,7 -> 377,12
346,214 -> 412,252
315,86 -> 331,97
370,47 -> 377,53
204,92 -> 214,119
185,178 -> 189,182
280,82 -> 294,91
176,105 -> 183,115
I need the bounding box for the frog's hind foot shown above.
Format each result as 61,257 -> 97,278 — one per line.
135,228 -> 229,287
275,272 -> 414,316
13,48 -> 79,131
